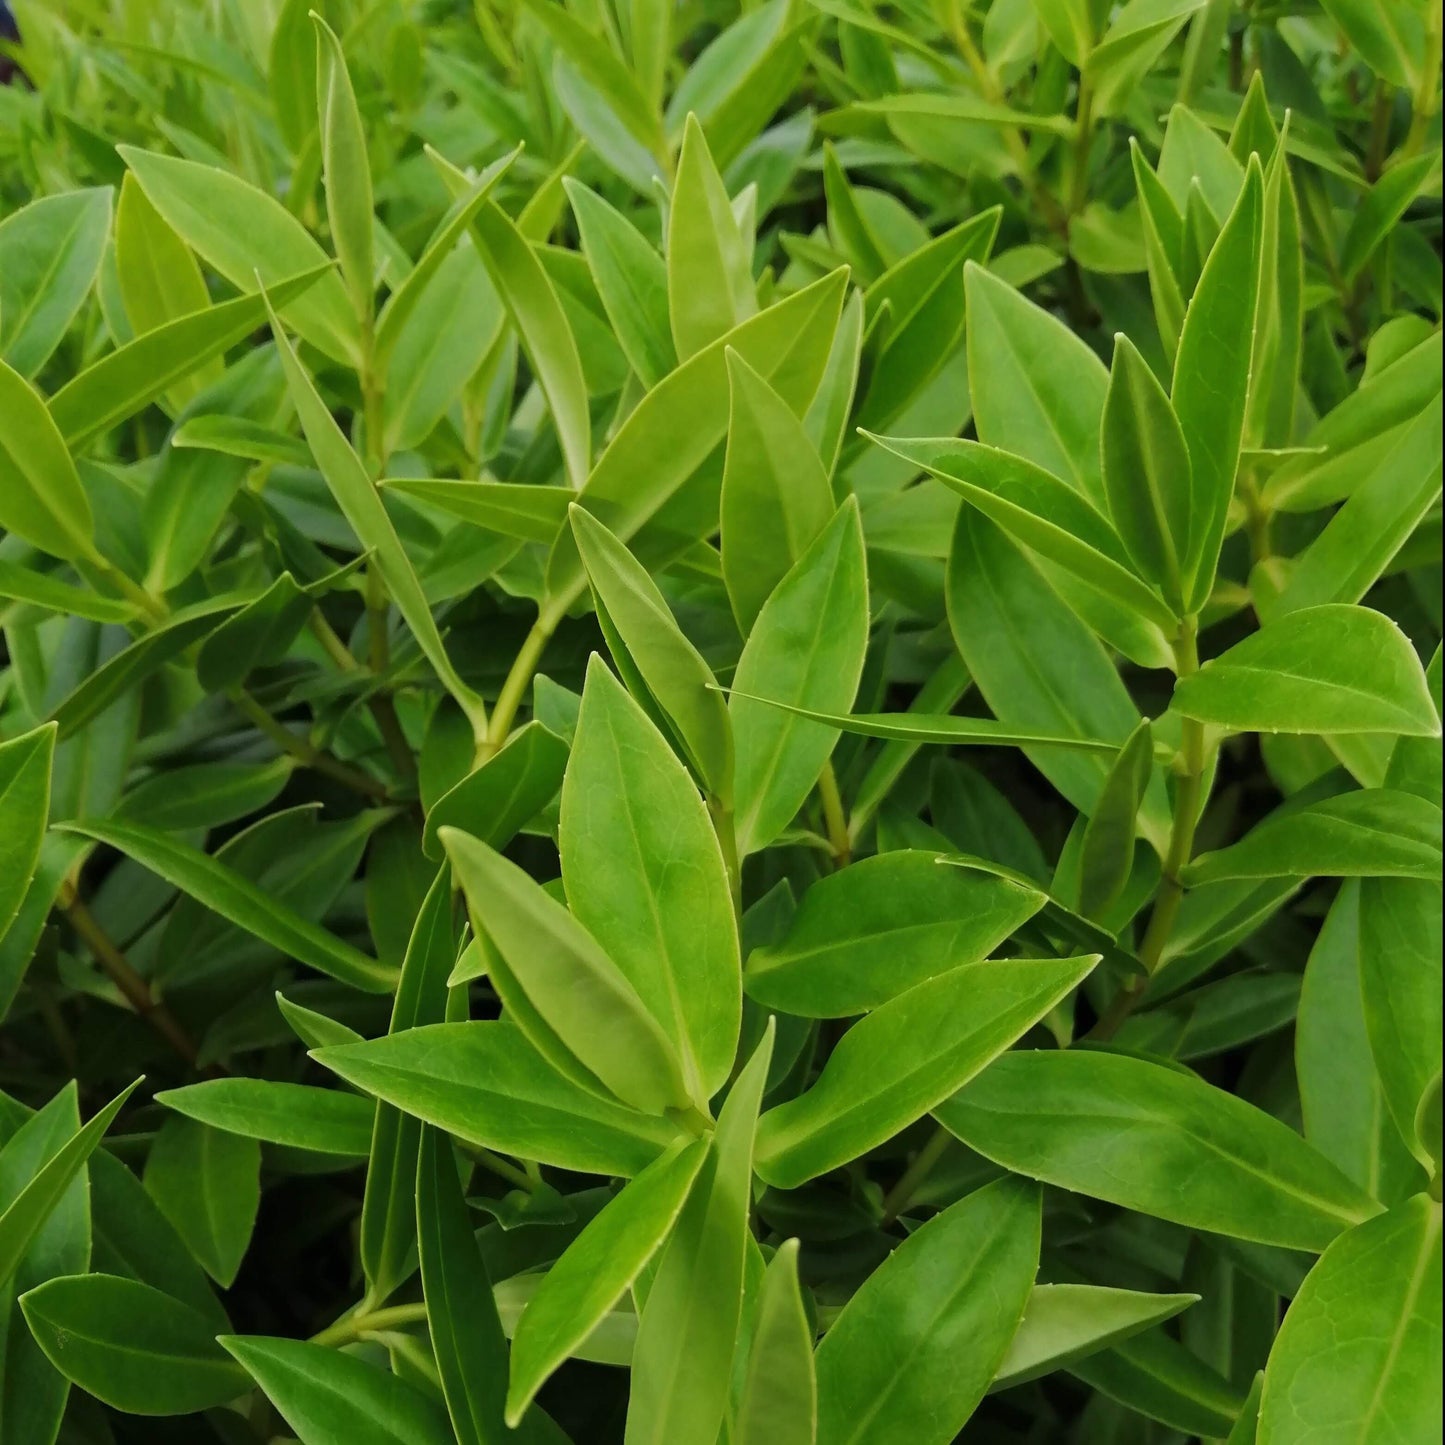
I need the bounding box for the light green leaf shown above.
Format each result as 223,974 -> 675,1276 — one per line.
1078,720 -> 1155,918
313,16 -> 374,325
815,1177 -> 1040,1445
936,1050 -> 1378,1250
155,1079 -> 375,1155
745,850 -> 1045,1017
735,1238 -> 816,1445
560,658 -> 740,1102
506,1140 -> 708,1424
1170,605 -> 1441,737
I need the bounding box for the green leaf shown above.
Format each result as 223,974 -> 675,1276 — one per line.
745,850 -> 1046,1017
814,1177 -> 1040,1445
560,657 -> 740,1102
735,1238 -> 817,1445
869,433 -> 1178,631
1101,333 -> 1191,607
382,478 -> 570,544
441,826 -> 691,1115
1318,0 -> 1424,89
755,954 -> 1095,1188
722,349 -> 836,634
423,721 -> 568,859
142,1117 -> 259,1288
992,1284 -> 1201,1390
732,499 -> 869,856
545,267 -> 847,616
57,817 -> 398,993
1183,789 -> 1442,885
936,1050 -> 1378,1251
0,1079 -> 139,1288
1078,720 -> 1154,918
626,1023 -> 774,1445
1258,1195 -> 1441,1443
564,178 -> 676,387
51,262 -> 332,452
0,724 -> 55,940
116,757 -> 295,832
265,292 -> 488,734
318,1020 -> 682,1175
20,1274 -> 247,1416
668,114 -> 759,360
1170,605 -> 1441,737
0,358 -> 96,562
155,1079 -> 375,1155
569,506 -> 733,799
0,560 -> 135,623
1173,156 -> 1264,610
964,260 -> 1110,507
1030,0 -> 1095,65
313,16 -> 374,325
220,1334 -> 456,1445
506,1139 -> 708,1423
119,146 -> 362,366
0,188 -> 112,379
193,572 -> 314,694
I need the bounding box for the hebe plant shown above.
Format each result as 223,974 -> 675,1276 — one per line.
0,0 -> 1441,1441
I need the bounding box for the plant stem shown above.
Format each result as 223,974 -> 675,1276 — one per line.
880,1124 -> 954,1225
309,1302 -> 430,1350
478,616 -> 552,763
709,798 -> 743,917
1067,74 -> 1096,220
817,761 -> 852,868
60,886 -> 204,1069
231,687 -> 391,801
1089,620 -> 1207,1042
1404,0 -> 1443,157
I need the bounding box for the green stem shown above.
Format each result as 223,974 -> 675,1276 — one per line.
1067,74 -> 1096,220
817,761 -> 852,868
709,798 -> 743,917
309,1302 -> 431,1350
84,550 -> 170,625
1089,620 -> 1207,1042
232,687 -> 391,802
478,616 -> 553,764
880,1125 -> 954,1225
1404,0 -> 1443,157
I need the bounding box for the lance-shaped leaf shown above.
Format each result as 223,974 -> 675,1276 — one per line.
423,721 -> 567,859
0,561 -> 134,623
1174,156 -> 1264,610
194,572 -> 314,693
0,188 -> 111,379
564,178 -> 676,387
57,817 -> 398,993
559,659 -> 740,1102
0,1080 -> 140,1288
1170,605 -> 1440,737
440,828 -> 690,1115
0,724 -> 55,940
732,499 -> 869,856
0,358 -> 96,562
265,294 -> 488,735
544,267 -> 847,615
1102,333 -> 1191,607
669,114 -> 758,359
754,954 -> 1097,1189
1258,1194 -> 1441,1444
1078,719 -> 1155,919
745,850 -> 1046,1017
964,261 -> 1110,506
735,1238 -> 816,1445
626,1023 -> 774,1445
219,1335 -> 455,1445
119,146 -> 362,366
417,1127 -> 559,1445
936,1050 -> 1379,1251
316,1021 -> 684,1177
20,1274 -> 248,1416
52,265 -> 331,452
382,478 -> 570,543
570,506 -> 733,799
155,1080 -> 375,1156
992,1285 -> 1200,1391
1184,789 -> 1442,885
815,1177 -> 1040,1445
313,16 -> 373,324
722,349 -> 836,634
868,434 -> 1177,631
507,1139 -> 708,1424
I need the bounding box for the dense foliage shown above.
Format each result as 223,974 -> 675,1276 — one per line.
0,1 -> 1441,1442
